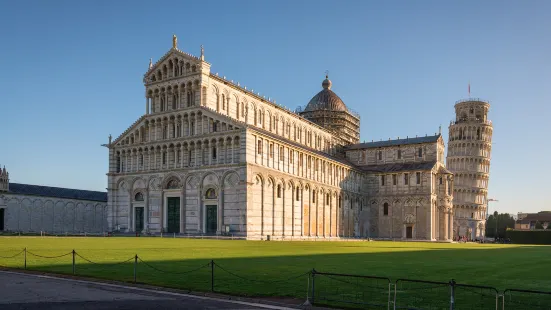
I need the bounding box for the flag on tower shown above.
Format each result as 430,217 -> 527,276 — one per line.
468,83 -> 471,97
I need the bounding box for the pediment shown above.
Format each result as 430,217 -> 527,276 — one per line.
112,106 -> 245,148
143,48 -> 206,84
112,116 -> 147,147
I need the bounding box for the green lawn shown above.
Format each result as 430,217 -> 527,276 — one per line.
0,237 -> 549,308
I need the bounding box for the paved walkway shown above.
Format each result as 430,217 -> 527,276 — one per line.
0,271 -> 297,310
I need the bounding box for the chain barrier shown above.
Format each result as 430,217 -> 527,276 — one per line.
0,249 -> 24,259
2,248 -> 549,310
26,250 -> 73,259
311,271 -> 391,309
75,252 -> 135,266
137,257 -> 211,275
319,273 -> 389,291
214,262 -> 310,284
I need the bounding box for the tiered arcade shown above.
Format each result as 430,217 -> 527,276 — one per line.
447,99 -> 493,240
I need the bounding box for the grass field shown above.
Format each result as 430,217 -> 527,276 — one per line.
0,237 -> 549,307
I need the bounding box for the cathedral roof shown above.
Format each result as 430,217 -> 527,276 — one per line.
359,161 -> 437,173
303,76 -> 348,113
7,183 -> 107,202
346,134 -> 442,150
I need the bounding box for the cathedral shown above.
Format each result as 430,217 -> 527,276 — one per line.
105,35 -> 493,241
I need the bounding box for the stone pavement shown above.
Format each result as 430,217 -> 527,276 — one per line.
0,271 -> 298,310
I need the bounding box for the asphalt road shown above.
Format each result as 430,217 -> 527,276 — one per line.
0,271 -> 295,310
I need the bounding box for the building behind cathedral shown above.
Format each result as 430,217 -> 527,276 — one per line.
0,166 -> 107,233
0,36 -> 493,241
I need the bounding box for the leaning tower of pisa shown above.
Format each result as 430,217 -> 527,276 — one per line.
447,99 -> 493,240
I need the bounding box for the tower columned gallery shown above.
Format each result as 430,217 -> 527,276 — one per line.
446,99 -> 493,240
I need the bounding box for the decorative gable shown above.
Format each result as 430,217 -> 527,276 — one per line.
143,47 -> 209,85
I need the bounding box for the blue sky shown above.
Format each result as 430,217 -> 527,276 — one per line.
1,0 -> 549,215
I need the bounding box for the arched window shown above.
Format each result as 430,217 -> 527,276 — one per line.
116,156 -> 121,173
296,187 -> 300,200
187,91 -> 193,107
277,184 -> 282,198
326,193 -> 329,205
418,147 -> 423,157
257,140 -> 262,154
383,202 -> 389,216
378,151 -> 382,160
476,128 -> 480,140
205,188 -> 217,199
258,111 -> 263,126
212,146 -> 217,159
135,192 -> 144,201
312,190 -> 316,203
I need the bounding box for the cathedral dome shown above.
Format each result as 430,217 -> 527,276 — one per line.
304,76 -> 348,112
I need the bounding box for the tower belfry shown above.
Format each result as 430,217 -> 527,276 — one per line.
446,98 -> 493,240
0,166 -> 9,192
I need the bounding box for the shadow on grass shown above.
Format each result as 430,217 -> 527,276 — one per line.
0,244 -> 550,309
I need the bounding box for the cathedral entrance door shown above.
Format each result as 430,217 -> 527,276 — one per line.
406,226 -> 413,239
206,205 -> 217,234
167,197 -> 180,233
135,207 -> 144,232
0,208 -> 4,231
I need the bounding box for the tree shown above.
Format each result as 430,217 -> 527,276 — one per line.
485,212 -> 515,238
535,221 -> 544,230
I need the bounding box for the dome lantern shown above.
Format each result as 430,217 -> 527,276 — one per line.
303,75 -> 348,113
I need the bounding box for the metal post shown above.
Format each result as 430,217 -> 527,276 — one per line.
450,279 -> 456,310
72,250 -> 75,275
302,272 -> 312,306
24,247 -> 27,270
211,260 -> 215,292
134,254 -> 138,283
311,269 -> 316,305
393,281 -> 398,310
